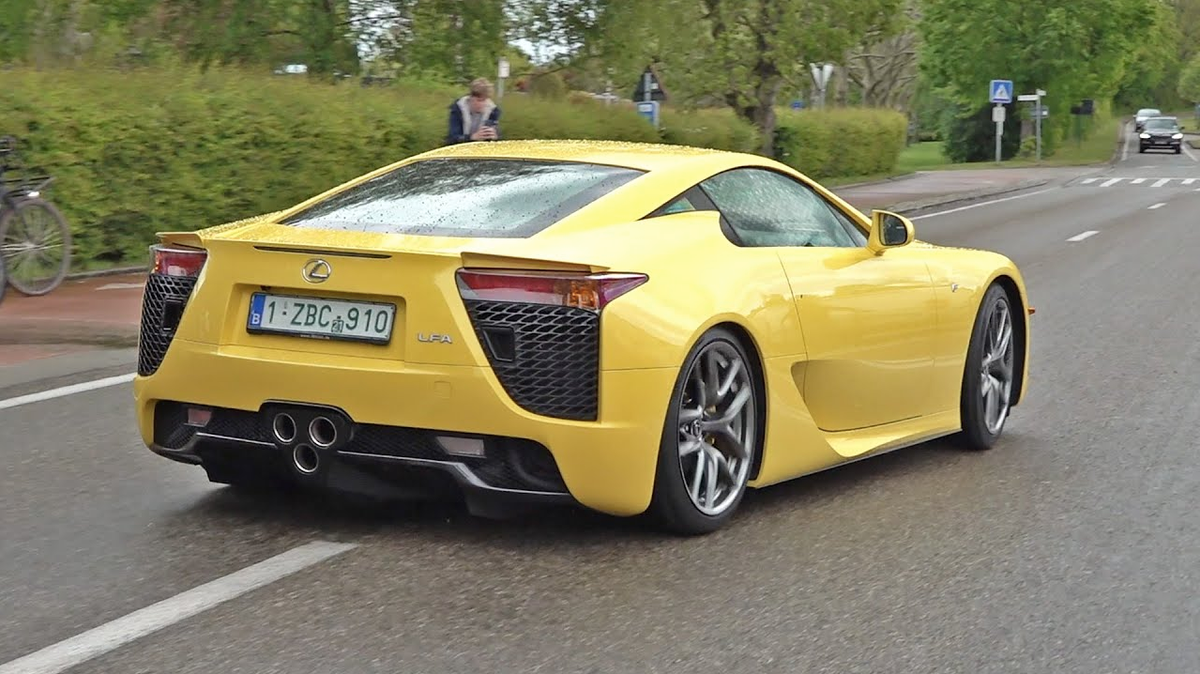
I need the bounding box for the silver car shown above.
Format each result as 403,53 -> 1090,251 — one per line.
1135,107 -> 1162,131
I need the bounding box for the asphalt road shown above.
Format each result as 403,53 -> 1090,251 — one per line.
3,139 -> 1200,673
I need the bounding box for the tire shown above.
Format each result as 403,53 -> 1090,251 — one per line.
648,327 -> 762,535
0,197 -> 72,296
955,283 -> 1017,450
1175,147 -> 1182,155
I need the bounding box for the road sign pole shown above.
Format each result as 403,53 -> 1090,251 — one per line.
1035,98 -> 1042,162
988,79 -> 1013,163
995,105 -> 1002,163
643,71 -> 651,103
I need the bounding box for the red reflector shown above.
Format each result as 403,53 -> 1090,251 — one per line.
151,244 -> 208,278
186,407 -> 213,427
456,269 -> 648,312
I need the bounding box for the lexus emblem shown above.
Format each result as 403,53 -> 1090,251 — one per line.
302,259 -> 332,283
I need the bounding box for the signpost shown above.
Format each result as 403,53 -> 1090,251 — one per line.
990,79 -> 1013,163
497,57 -> 509,100
809,63 -> 834,108
636,101 -> 660,128
1018,88 -> 1047,161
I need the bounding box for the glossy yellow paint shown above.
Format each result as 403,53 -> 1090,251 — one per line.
135,140 -> 1031,516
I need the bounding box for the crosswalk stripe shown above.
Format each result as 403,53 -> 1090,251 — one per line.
1101,178 -> 1123,187
1131,178 -> 1147,184
1081,177 -> 1098,184
1152,178 -> 1171,187
1184,179 -> 1197,185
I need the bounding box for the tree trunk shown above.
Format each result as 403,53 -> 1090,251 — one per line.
755,103 -> 778,156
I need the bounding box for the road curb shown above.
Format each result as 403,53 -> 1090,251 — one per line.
0,319 -> 139,348
830,172 -> 920,190
64,265 -> 148,281
886,178 -> 1053,216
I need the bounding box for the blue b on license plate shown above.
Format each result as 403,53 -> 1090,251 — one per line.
247,293 -> 395,343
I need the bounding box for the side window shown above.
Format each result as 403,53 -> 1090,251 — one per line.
644,185 -> 718,219
662,196 -> 697,215
826,200 -> 868,245
699,168 -> 860,248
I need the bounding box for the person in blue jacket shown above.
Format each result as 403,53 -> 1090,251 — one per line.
446,78 -> 501,144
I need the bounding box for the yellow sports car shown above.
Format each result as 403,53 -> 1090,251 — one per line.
133,140 -> 1031,535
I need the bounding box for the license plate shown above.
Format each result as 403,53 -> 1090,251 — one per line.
247,293 -> 396,344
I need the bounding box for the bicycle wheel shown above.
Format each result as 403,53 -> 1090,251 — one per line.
0,197 -> 71,296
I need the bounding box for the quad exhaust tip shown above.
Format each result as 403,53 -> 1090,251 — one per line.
272,413 -> 297,444
292,444 -> 320,475
309,416 -> 337,448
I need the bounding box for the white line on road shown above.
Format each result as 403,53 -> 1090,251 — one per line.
1067,231 -> 1099,242
1101,178 -> 1124,187
1148,203 -> 1166,210
1184,178 -> 1197,185
1080,177 -> 1098,184
0,541 -> 358,674
1183,144 -> 1199,162
911,187 -> 1059,220
1131,178 -> 1146,184
1152,178 -> 1171,187
96,282 -> 145,291
0,374 -> 136,412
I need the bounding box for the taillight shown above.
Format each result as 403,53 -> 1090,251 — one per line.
150,243 -> 208,277
456,269 -> 648,312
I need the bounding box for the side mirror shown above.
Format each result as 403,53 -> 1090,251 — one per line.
868,210 -> 914,254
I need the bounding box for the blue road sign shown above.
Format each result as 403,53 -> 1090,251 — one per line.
790,100 -> 804,110
636,101 -> 660,128
990,79 -> 1013,104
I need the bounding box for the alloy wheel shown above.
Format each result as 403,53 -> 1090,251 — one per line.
675,341 -> 755,517
980,298 -> 1015,435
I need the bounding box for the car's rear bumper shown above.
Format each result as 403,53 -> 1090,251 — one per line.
134,339 -> 678,517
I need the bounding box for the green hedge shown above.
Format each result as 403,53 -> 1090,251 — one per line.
0,66 -> 893,269
774,108 -> 908,179
0,67 -> 661,268
660,108 -> 761,153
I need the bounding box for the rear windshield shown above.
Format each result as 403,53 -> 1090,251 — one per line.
280,158 -> 644,238
1138,109 -> 1161,116
1144,118 -> 1178,130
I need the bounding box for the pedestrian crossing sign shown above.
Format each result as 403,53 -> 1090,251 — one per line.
990,80 -> 1013,104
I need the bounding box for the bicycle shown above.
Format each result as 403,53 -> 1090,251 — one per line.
0,135 -> 72,296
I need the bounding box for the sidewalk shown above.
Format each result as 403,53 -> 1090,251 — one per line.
0,166 -> 1099,356
0,273 -> 144,348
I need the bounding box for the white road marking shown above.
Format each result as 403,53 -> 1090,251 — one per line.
1183,178 -> 1197,185
96,282 -> 145,291
1100,178 -> 1123,187
0,374 -> 135,412
910,187 -> 1059,220
1067,231 -> 1099,242
1080,177 -> 1098,184
1183,144 -> 1199,162
1152,178 -> 1171,187
0,541 -> 358,674
1130,178 -> 1146,184
1148,203 -> 1166,210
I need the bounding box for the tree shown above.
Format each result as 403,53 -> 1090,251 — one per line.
1180,53 -> 1200,103
513,0 -> 905,155
841,2 -> 920,110
921,0 -> 1159,156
